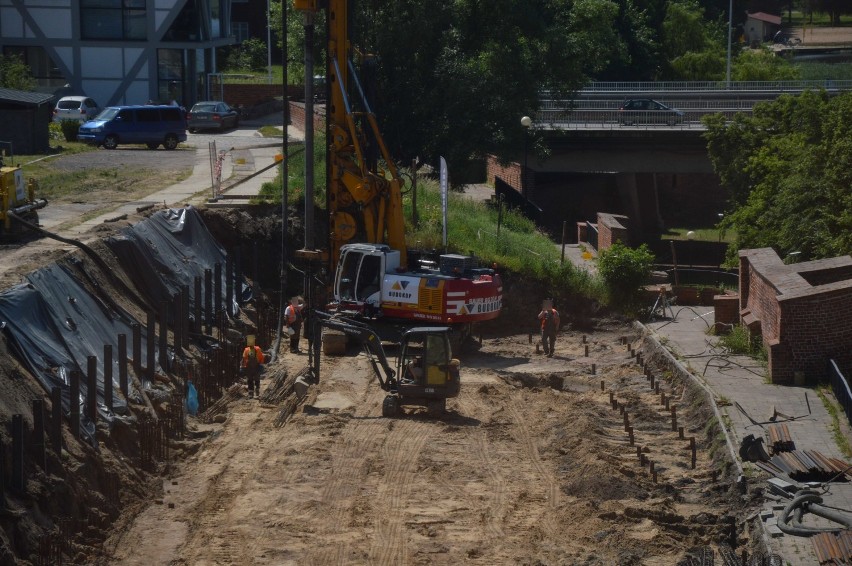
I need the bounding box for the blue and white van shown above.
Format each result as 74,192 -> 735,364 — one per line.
77,105 -> 187,150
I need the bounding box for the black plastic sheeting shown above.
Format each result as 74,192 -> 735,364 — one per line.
0,206 -> 247,446
0,263 -> 147,444
105,206 -> 246,319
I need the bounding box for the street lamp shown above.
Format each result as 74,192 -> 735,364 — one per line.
521,115 -> 532,199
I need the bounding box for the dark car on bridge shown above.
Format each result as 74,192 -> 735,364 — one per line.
618,99 -> 685,126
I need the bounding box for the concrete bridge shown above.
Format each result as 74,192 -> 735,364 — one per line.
490,81 -> 852,240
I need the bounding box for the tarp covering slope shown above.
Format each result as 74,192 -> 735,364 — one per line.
105,206 -> 242,317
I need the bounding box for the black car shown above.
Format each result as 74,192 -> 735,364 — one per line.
187,101 -> 240,132
617,99 -> 685,126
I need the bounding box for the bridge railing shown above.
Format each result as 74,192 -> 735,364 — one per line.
537,108 -> 749,129
543,79 -> 852,93
586,221 -> 599,251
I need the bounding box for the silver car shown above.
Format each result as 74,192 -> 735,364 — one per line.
53,96 -> 101,123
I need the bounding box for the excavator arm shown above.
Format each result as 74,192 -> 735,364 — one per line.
312,311 -> 397,391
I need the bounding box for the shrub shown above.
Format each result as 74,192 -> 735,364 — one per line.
48,121 -> 64,141
597,243 -> 654,314
224,38 -> 268,73
59,120 -> 80,142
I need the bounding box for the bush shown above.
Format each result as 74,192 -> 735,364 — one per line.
48,121 -> 64,141
597,243 -> 654,314
59,120 -> 80,142
224,38 -> 269,73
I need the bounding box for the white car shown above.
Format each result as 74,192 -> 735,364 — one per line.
53,96 -> 100,123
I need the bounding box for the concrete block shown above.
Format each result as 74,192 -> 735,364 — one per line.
766,525 -> 783,538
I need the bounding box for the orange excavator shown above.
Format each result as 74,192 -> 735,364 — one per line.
294,0 -> 502,344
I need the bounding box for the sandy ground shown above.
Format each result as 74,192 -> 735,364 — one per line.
101,327 -> 745,565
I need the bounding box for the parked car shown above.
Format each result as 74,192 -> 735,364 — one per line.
53,96 -> 100,123
617,99 -> 685,126
187,101 -> 239,132
76,105 -> 187,150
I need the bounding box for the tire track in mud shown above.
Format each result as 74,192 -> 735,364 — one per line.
308,406 -> 382,565
180,412 -> 269,565
505,394 -> 560,537
371,416 -> 433,566
455,390 -> 507,541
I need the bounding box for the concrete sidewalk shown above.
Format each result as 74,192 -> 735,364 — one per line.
647,309 -> 852,564
67,116 -> 300,235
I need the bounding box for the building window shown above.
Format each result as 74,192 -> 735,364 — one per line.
232,22 -> 249,43
158,49 -> 184,105
81,0 -> 147,40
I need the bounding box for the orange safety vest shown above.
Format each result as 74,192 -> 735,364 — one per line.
241,345 -> 264,369
285,305 -> 302,325
540,308 -> 559,331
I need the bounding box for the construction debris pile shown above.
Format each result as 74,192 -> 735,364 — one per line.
757,450 -> 852,483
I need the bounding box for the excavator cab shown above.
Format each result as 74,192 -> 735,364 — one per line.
388,327 -> 460,417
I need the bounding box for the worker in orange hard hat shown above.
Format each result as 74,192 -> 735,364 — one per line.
241,335 -> 265,398
537,298 -> 560,358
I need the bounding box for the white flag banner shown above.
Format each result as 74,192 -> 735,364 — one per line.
440,156 -> 448,249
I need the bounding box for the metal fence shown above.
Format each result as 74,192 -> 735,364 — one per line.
586,221 -> 599,251
829,359 -> 852,428
543,80 -> 852,94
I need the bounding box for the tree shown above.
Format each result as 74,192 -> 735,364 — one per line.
732,48 -> 800,81
224,38 -> 269,73
704,90 -> 852,262
0,53 -> 36,91
272,0 -> 622,177
597,243 -> 655,313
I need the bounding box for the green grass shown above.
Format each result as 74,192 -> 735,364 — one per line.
662,227 -> 736,244
795,62 -> 852,81
221,65 -> 298,85
816,385 -> 852,458
718,324 -> 768,363
258,125 -> 285,138
256,136 -> 325,206
784,11 -> 851,27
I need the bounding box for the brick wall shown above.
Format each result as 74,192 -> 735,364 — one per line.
714,294 -> 739,333
596,213 -> 629,251
288,101 -> 326,132
739,248 -> 852,383
485,154 -> 536,195
221,84 -> 301,108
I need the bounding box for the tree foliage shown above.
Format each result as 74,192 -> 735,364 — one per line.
703,90 -> 852,262
0,54 -> 36,91
597,243 -> 655,312
224,38 -> 270,73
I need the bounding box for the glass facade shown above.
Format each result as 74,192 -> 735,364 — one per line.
80,0 -> 147,40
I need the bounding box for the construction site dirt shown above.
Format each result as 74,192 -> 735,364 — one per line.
98,325 -> 752,565
0,149 -> 760,563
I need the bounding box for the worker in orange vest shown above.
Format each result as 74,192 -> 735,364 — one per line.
241,335 -> 264,398
284,296 -> 305,354
538,298 -> 560,358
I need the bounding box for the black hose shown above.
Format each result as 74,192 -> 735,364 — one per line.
777,491 -> 852,536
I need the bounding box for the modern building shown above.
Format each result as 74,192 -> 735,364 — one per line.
0,0 -> 236,108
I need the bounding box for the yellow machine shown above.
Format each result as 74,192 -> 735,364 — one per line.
293,0 -> 503,336
0,146 -> 48,238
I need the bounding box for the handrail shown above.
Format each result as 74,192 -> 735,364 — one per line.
829,359 -> 852,428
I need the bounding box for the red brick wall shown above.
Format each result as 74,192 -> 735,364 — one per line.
221,84 -> 300,107
597,213 -> 629,251
288,101 -> 326,132
739,248 -> 852,383
485,154 -> 535,195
